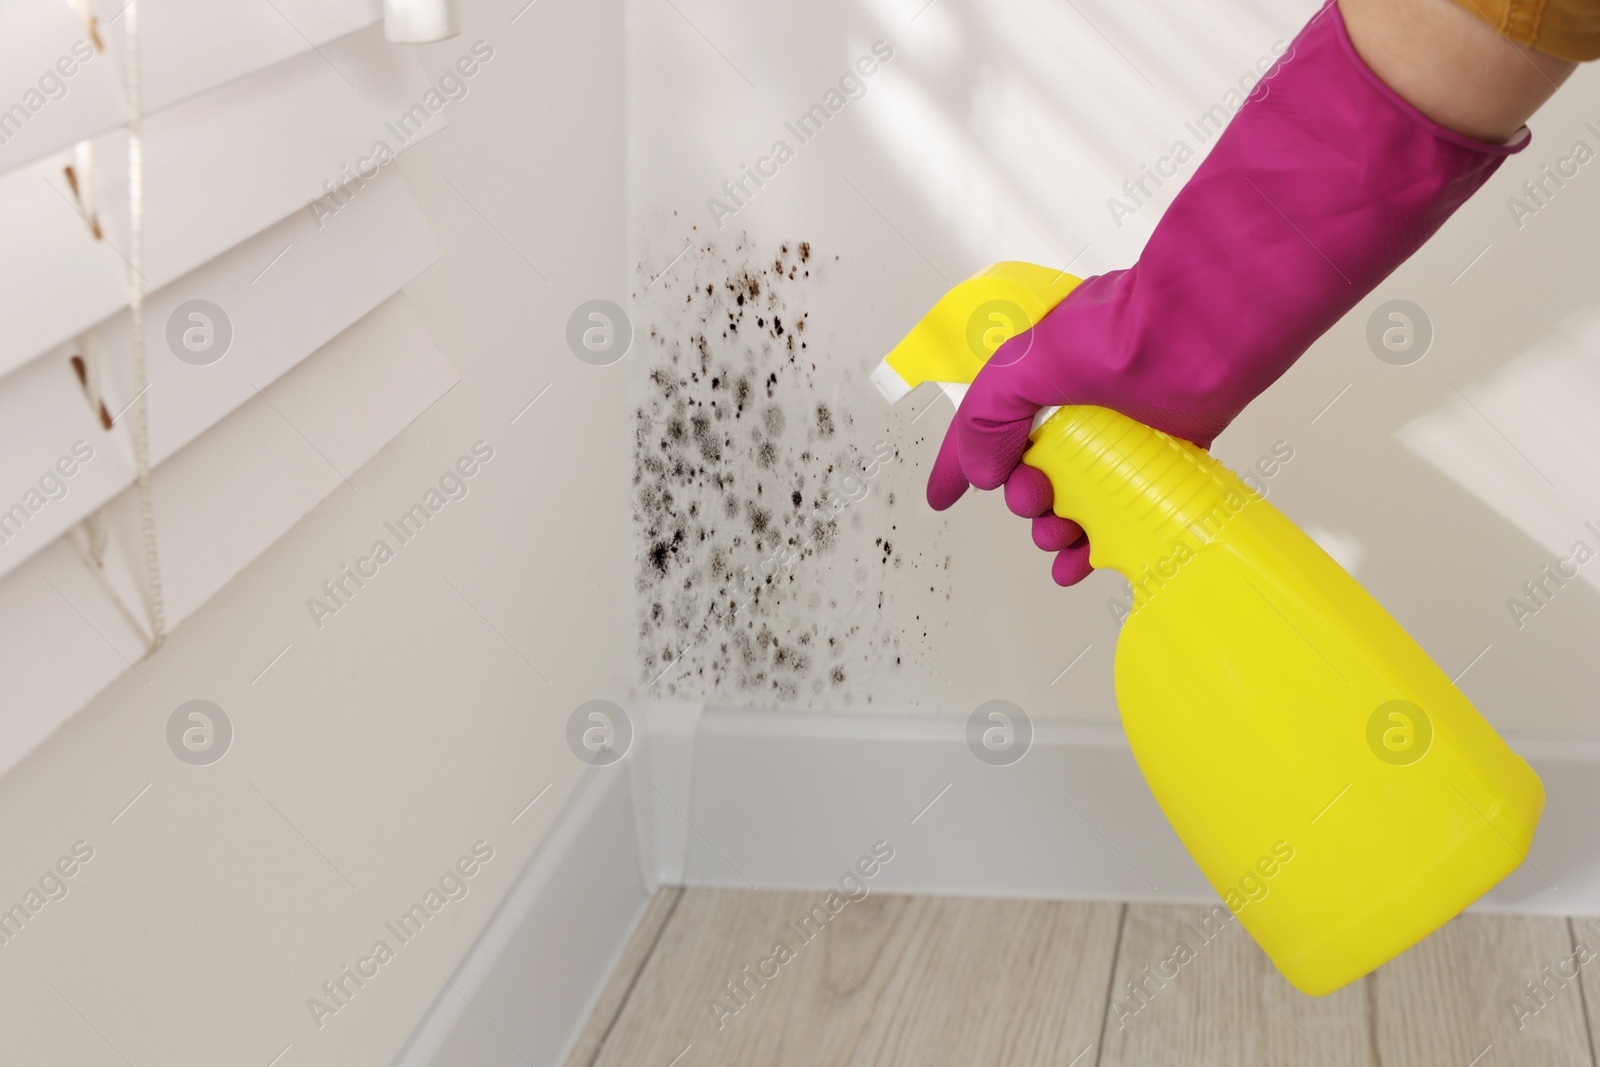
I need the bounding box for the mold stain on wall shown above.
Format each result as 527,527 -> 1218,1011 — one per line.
630,235 -> 952,705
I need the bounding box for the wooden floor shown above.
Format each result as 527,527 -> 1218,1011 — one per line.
568,889 -> 1600,1067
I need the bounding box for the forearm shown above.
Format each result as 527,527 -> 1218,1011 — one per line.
1339,0 -> 1575,143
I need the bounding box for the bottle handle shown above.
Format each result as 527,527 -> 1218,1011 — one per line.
873,262 -> 1240,579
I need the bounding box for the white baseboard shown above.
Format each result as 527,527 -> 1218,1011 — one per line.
392,706 -> 1600,1065
390,763 -> 649,1067
627,698 -> 705,890
667,709 -> 1600,916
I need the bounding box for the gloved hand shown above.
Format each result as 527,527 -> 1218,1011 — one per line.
927,0 -> 1527,586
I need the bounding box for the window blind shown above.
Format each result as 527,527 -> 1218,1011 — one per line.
0,11 -> 457,779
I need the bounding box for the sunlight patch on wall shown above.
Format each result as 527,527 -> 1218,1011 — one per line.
1398,307 -> 1600,594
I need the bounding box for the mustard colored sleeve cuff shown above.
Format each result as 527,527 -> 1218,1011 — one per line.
1447,0 -> 1600,62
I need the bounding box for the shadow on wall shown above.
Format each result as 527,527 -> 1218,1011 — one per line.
625,0 -> 1600,741
848,0 -> 1308,268
845,0 -> 1600,737
1400,305 -> 1600,614
622,0 -> 1321,714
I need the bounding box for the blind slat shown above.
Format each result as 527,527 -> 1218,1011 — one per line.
0,292 -> 456,780
1,0 -> 382,177
0,23 -> 440,376
0,165 -> 439,581
92,0 -> 382,117
0,4 -> 125,175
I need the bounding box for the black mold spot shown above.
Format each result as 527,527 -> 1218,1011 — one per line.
631,234 -> 915,704
816,404 -> 835,438
692,414 -> 720,461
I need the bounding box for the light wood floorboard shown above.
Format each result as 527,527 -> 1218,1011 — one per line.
573,891 -> 1600,1067
1097,903 -> 1373,1066
1371,913 -> 1592,1066
583,888 -> 1121,1067
1572,915 -> 1600,1066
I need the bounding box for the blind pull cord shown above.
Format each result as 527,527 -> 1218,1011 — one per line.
125,0 -> 166,654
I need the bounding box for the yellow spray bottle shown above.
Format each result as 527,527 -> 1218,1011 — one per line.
875,261 -> 1544,995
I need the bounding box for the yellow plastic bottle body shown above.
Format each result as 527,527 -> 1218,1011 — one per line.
883,263 -> 1545,995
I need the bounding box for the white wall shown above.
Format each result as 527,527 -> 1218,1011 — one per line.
0,2 -> 630,1065
626,0 -> 1600,739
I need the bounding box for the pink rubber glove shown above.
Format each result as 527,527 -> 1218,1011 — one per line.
927,0 -> 1527,586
